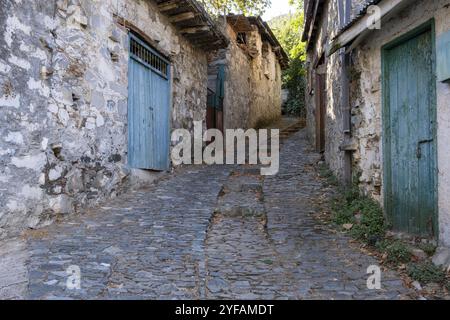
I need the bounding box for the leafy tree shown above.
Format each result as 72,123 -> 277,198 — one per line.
199,0 -> 271,16
269,0 -> 306,117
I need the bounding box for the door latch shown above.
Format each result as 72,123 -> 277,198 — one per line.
416,139 -> 434,159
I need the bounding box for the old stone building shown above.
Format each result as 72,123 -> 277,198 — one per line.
303,0 -> 450,247
0,0 -> 229,239
207,15 -> 289,131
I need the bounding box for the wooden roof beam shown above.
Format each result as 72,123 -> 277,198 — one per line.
180,26 -> 210,34
169,12 -> 196,23
158,1 -> 179,12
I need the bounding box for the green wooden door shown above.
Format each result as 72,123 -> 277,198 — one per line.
383,25 -> 437,237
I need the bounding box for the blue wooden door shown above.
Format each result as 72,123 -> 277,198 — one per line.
128,34 -> 170,171
383,24 -> 437,237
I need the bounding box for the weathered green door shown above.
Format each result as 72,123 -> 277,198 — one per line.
383,24 -> 437,237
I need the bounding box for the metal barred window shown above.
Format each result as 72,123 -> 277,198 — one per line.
130,34 -> 169,79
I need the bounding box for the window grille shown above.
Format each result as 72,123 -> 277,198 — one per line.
130,34 -> 169,78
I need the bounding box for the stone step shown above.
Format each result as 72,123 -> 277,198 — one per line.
279,119 -> 306,142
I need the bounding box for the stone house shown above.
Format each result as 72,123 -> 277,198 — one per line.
0,0 -> 229,239
207,15 -> 289,131
303,0 -> 450,247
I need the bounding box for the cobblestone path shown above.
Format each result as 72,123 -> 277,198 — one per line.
1,129 -> 417,300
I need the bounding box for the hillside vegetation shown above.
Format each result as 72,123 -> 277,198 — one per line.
269,1 -> 306,117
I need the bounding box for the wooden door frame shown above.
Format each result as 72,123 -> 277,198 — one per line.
381,19 -> 438,238
207,65 -> 225,133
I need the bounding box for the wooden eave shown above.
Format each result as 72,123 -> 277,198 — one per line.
302,0 -> 326,51
155,0 -> 229,51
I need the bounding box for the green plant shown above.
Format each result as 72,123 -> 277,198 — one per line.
342,183 -> 360,204
282,59 -> 307,117
418,243 -> 437,257
323,163 -> 386,243
382,241 -> 412,264
198,0 -> 271,16
284,89 -> 306,117
269,4 -> 307,118
407,262 -> 446,284
349,197 -> 386,242
318,164 -> 339,187
332,204 -> 355,226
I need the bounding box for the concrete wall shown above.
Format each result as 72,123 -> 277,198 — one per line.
305,0 -> 450,245
209,21 -> 283,130
0,0 -> 208,239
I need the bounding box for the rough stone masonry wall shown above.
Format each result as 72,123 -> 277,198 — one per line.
0,0 -> 208,240
246,27 -> 282,128
305,0 -> 346,176
350,0 -> 450,245
305,0 -> 374,176
221,24 -> 252,130
209,22 -> 282,130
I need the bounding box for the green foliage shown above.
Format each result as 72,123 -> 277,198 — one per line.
283,58 -> 307,117
269,4 -> 306,117
332,204 -> 355,226
349,198 -> 386,242
332,196 -> 386,242
327,168 -> 386,243
407,262 -> 447,284
377,240 -> 412,264
269,13 -> 305,61
199,0 -> 271,16
418,243 -> 437,257
318,164 -> 339,187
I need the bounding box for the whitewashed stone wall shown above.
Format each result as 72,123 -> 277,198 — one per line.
351,0 -> 450,245
306,0 -> 450,246
0,0 -> 208,239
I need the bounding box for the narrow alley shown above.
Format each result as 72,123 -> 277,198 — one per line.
1,128 -> 416,300
2,0 -> 450,306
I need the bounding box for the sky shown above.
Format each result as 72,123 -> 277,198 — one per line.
263,0 -> 295,21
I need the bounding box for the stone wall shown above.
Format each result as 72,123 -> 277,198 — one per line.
0,0 -> 209,239
305,0 -> 346,176
219,24 -> 252,130
306,0 -> 450,246
209,20 -> 283,130
350,0 -> 450,245
246,26 -> 283,128
305,0 -> 372,160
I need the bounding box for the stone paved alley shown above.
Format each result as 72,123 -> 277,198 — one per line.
0,129 -> 417,300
